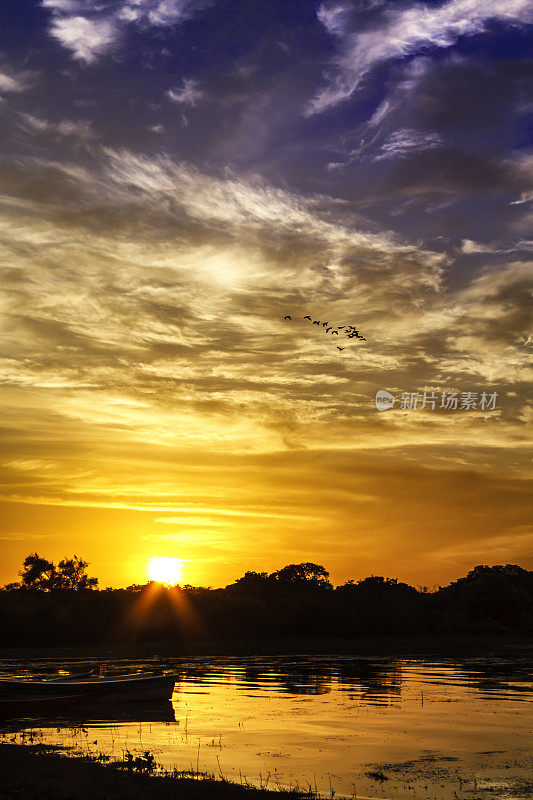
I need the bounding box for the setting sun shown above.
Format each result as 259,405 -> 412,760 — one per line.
147,557 -> 183,586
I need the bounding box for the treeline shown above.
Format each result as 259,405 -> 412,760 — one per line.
0,557 -> 531,646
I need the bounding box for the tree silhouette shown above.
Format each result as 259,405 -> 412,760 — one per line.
18,553 -> 57,591
10,553 -> 98,591
1,556 -> 531,645
272,563 -> 332,588
55,556 -> 98,590
231,571 -> 270,594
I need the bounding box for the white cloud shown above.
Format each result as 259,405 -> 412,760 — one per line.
461,239 -> 504,254
166,79 -> 205,107
309,0 -> 533,113
461,239 -> 532,254
510,191 -> 533,205
42,0 -> 215,63
49,15 -> 117,63
0,66 -> 34,99
42,0 -> 87,10
316,3 -> 351,37
375,128 -> 443,160
19,113 -> 96,141
0,73 -> 25,93
138,0 -> 214,27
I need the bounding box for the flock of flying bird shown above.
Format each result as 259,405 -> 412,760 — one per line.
283,315 -> 366,351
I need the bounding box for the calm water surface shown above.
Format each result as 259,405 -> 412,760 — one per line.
1,654 -> 531,800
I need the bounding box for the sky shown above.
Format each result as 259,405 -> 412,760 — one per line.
0,0 -> 531,589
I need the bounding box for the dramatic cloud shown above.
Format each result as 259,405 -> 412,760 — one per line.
320,53 -> 533,238
1,146 -> 528,453
0,0 -> 530,587
0,146 -> 530,587
310,0 -> 533,113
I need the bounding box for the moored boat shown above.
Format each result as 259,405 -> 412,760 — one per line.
0,673 -> 179,703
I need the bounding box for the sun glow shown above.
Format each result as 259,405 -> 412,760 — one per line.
147,557 -> 183,585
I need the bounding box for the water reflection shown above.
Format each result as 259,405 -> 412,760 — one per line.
1,654 -> 531,800
50,699 -> 176,725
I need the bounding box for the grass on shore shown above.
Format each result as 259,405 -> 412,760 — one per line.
0,744 -> 313,800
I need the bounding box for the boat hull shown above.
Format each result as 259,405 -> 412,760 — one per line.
0,674 -> 178,703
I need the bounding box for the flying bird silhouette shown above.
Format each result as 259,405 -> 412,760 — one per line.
287,311 -> 367,347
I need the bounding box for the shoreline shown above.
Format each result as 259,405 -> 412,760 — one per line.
0,633 -> 531,661
0,744 -> 308,800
